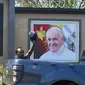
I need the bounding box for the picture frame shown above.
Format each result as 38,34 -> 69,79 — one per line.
29,19 -> 81,63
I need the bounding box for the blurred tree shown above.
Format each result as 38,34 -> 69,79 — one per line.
15,0 -> 85,9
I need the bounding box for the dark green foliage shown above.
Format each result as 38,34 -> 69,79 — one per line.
15,0 -> 85,9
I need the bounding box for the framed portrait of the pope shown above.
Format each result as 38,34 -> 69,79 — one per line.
29,19 -> 80,63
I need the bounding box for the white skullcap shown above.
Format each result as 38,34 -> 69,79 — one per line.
46,27 -> 64,37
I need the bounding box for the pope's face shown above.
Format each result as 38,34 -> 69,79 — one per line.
46,30 -> 64,53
